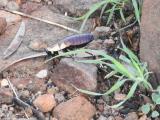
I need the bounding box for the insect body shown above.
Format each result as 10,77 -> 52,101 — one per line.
45,33 -> 94,55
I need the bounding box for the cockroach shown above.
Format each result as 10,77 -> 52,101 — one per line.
45,33 -> 94,55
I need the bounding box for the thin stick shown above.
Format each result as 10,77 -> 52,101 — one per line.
7,78 -> 18,98
4,9 -> 81,34
7,78 -> 45,120
0,52 -> 47,73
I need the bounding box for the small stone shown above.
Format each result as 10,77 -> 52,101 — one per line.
9,107 -> 14,112
20,90 -> 30,98
0,79 -> 9,87
36,69 -> 48,79
2,104 -> 8,112
7,1 -> 19,11
114,93 -> 126,101
0,0 -> 8,7
125,112 -> 138,120
97,104 -> 104,112
53,96 -> 96,120
29,39 -> 48,52
54,92 -> 65,103
103,39 -> 115,47
108,116 -> 116,120
139,115 -> 147,120
115,116 -> 123,120
0,17 -> 7,35
33,94 -> 56,112
27,81 -> 46,93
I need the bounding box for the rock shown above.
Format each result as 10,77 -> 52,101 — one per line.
29,39 -> 48,52
54,92 -> 65,103
33,94 -> 56,112
115,116 -> 124,120
114,93 -> 126,101
53,96 -> 96,120
0,0 -> 8,7
51,0 -> 100,16
35,69 -> 48,78
0,79 -> 9,87
0,88 -> 13,104
0,10 -> 21,24
139,115 -> 147,120
50,58 -> 97,93
108,116 -> 115,120
125,112 -> 138,120
140,0 -> 160,87
7,1 -> 19,11
0,17 -> 7,35
103,39 -> 115,47
20,90 -> 30,98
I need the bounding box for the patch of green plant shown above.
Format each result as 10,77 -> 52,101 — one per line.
46,39 -> 152,108
140,86 -> 160,118
77,0 -> 141,32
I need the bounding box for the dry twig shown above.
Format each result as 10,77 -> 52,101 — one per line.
4,9 -> 80,34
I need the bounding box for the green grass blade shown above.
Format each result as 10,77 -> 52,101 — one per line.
112,81 -> 138,108
103,78 -> 127,95
105,71 -> 117,79
107,4 -> 116,25
80,0 -> 107,32
132,0 -> 140,24
119,8 -> 126,23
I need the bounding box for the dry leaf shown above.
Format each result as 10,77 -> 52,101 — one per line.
3,21 -> 25,59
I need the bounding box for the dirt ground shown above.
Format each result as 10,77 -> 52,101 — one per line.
0,0 -> 159,120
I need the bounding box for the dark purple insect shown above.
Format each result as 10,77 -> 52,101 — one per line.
45,33 -> 94,54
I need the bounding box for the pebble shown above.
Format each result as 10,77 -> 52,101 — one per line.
33,94 -> 56,112
103,39 -> 115,47
114,93 -> 126,101
54,92 -> 65,103
124,112 -> 138,120
2,104 -> 8,112
53,96 -> 96,120
36,69 -> 48,79
0,17 -> 7,35
7,1 -> 19,11
0,79 -> 9,87
29,39 -> 48,52
20,90 -> 30,98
